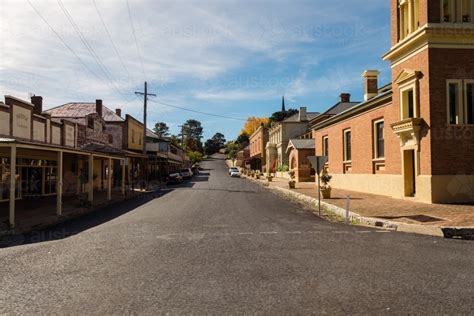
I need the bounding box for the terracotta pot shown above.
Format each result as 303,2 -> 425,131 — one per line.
321,187 -> 332,199
288,181 -> 296,189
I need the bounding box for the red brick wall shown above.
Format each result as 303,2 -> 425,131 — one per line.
428,48 -> 474,175
391,48 -> 432,175
313,104 -> 398,175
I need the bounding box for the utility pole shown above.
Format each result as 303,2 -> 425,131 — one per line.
135,81 -> 156,156
135,81 -> 156,189
178,125 -> 185,166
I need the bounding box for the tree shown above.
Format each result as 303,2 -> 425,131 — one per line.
235,133 -> 249,149
169,135 -> 180,146
241,117 -> 269,136
269,108 -> 299,123
204,132 -> 227,155
188,151 -> 204,165
182,119 -> 204,152
153,122 -> 170,138
226,142 -> 240,166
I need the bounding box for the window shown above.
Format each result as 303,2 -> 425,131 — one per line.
443,0 -> 455,22
343,130 -> 352,162
401,87 -> 416,119
446,79 -> 474,125
374,121 -> 385,159
442,0 -> 474,22
87,117 -> 94,129
462,0 -> 472,22
464,81 -> 474,124
322,136 -> 329,159
448,80 -> 462,124
398,0 -> 420,40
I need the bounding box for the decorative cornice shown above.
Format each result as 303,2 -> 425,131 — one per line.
383,24 -> 474,64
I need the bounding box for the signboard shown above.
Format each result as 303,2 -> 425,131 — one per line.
307,156 -> 328,174
307,156 -> 328,216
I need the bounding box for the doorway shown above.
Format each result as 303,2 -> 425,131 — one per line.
403,149 -> 416,197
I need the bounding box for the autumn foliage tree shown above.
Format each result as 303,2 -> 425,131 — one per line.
241,117 -> 270,136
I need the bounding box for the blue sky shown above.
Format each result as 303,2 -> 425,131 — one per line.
0,0 -> 391,141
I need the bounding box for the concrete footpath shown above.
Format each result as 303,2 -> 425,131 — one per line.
234,168 -> 474,239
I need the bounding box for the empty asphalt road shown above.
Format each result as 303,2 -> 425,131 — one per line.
1,155 -> 473,314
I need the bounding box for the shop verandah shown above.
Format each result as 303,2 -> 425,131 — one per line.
0,140 -> 127,229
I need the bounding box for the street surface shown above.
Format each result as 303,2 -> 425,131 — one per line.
1,155 -> 473,314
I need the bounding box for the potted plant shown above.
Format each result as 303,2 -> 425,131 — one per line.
267,175 -> 273,182
288,170 -> 296,189
320,171 -> 333,199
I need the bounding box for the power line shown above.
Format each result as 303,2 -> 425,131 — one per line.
27,0 -> 102,82
92,0 -> 131,78
57,0 -> 129,100
126,0 -> 147,81
149,99 -> 247,121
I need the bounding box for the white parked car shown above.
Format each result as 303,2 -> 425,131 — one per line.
230,169 -> 241,177
180,168 -> 193,179
228,167 -> 239,175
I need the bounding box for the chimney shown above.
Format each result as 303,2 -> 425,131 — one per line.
362,70 -> 380,101
298,106 -> 307,121
115,108 -> 122,117
96,99 -> 103,117
340,93 -> 351,103
30,95 -> 43,115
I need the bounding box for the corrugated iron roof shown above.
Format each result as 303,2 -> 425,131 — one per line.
45,102 -> 124,122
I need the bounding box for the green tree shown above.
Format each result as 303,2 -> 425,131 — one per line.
188,151 -> 204,165
153,122 -> 170,138
204,132 -> 226,155
269,108 -> 299,123
235,133 -> 249,149
182,119 -> 204,152
226,142 -> 240,166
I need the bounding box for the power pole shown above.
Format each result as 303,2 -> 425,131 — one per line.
135,81 -> 156,156
135,81 -> 156,189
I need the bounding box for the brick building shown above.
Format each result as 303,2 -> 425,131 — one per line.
312,0 -> 474,204
249,125 -> 268,171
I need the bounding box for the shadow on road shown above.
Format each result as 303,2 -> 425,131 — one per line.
0,190 -> 173,248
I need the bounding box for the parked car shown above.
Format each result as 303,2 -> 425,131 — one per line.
180,168 -> 193,179
166,173 -> 183,184
229,167 -> 239,175
230,169 -> 241,177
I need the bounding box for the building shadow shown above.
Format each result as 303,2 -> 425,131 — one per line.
0,189 -> 173,248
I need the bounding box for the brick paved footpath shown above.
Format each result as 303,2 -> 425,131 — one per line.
257,177 -> 474,228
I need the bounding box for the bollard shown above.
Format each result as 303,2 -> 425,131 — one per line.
345,195 -> 350,224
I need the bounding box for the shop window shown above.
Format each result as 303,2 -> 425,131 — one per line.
343,130 -> 352,162
374,120 -> 385,159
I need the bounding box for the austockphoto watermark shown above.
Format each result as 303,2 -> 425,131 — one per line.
204,74 -> 297,90
431,126 -> 474,142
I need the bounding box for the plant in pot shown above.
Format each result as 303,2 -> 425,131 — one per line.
320,171 -> 333,199
288,170 -> 296,189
